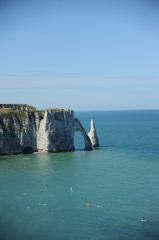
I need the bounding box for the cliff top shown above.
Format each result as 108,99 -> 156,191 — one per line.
46,108 -> 73,114
0,104 -> 36,111
0,107 -> 73,121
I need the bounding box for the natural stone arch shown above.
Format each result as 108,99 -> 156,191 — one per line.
74,118 -> 92,150
22,146 -> 34,154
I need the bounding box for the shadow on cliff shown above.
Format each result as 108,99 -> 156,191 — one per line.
22,146 -> 34,154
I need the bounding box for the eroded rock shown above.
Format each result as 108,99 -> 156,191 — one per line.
88,119 -> 99,147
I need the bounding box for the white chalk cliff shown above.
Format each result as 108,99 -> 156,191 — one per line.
88,119 -> 99,147
0,106 -> 94,154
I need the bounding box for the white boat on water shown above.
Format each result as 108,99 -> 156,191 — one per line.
141,217 -> 146,222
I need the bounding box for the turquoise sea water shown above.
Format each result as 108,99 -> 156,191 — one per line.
0,110 -> 159,240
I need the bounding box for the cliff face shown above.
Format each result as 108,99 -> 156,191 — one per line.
0,107 -> 92,155
0,110 -> 41,154
37,109 -> 75,152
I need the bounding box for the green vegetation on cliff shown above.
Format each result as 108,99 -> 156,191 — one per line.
0,109 -> 44,120
0,109 -> 44,132
0,109 -> 26,119
0,104 -> 36,110
0,106 -> 72,132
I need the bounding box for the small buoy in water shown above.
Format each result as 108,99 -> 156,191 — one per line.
85,198 -> 86,201
41,190 -> 43,192
85,204 -> 90,206
97,205 -> 101,208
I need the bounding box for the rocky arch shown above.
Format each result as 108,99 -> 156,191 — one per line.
74,118 -> 92,150
22,146 -> 34,154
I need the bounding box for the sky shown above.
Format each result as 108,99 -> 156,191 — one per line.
0,0 -> 159,111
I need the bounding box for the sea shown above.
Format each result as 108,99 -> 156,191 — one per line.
0,110 -> 159,240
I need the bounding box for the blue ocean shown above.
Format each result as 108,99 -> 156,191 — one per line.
0,110 -> 159,240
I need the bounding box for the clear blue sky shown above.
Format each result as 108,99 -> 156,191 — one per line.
0,0 -> 159,110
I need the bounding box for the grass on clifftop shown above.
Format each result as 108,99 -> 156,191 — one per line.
0,109 -> 45,132
0,109 -> 28,120
0,108 -> 71,132
0,108 -> 69,126
0,104 -> 36,110
0,109 -> 45,124
0,109 -> 45,118
46,108 -> 71,113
